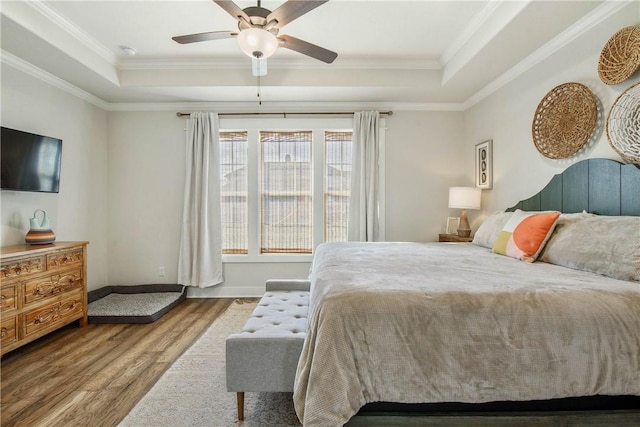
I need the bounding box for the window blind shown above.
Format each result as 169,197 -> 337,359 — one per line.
260,131 -> 313,253
220,131 -> 248,254
324,131 -> 352,242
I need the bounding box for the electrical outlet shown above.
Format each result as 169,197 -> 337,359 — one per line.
158,266 -> 165,277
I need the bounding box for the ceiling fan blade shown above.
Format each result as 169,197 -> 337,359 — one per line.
277,34 -> 337,63
213,0 -> 250,22
172,31 -> 237,44
268,0 -> 328,28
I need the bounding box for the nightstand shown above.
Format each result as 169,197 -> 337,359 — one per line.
439,234 -> 473,243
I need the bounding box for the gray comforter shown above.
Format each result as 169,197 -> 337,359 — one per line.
293,242 -> 640,426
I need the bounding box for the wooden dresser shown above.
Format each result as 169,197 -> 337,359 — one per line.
1,241 -> 88,356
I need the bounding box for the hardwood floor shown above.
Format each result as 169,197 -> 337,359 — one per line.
1,298 -> 235,427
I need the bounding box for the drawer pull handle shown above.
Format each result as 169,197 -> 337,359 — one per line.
0,295 -> 6,306
1,327 -> 7,338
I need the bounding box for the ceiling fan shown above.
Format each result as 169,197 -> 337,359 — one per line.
172,0 -> 337,76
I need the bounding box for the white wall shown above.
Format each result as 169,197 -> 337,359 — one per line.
107,110 -> 465,297
1,64 -> 109,290
106,111 -> 185,287
463,2 -> 640,228
384,111 -> 466,241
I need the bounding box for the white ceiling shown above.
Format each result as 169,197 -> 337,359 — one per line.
0,0 -> 625,109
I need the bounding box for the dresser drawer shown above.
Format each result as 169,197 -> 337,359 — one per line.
1,284 -> 18,312
24,291 -> 84,337
23,269 -> 83,306
1,256 -> 45,280
47,248 -> 83,271
1,315 -> 18,346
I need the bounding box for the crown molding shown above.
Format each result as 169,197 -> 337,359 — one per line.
105,101 -> 465,113
462,0 -> 634,110
442,0 -> 531,86
1,49 -> 110,110
117,57 -> 441,71
24,0 -> 118,66
440,0 -> 503,66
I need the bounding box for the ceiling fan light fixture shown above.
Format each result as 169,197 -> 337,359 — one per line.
237,28 -> 279,59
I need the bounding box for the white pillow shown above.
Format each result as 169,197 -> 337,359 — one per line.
540,215 -> 640,282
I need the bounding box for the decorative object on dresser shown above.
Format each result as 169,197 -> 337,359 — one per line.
606,82 -> 640,164
24,209 -> 56,245
531,82 -> 598,159
448,187 -> 481,238
598,25 -> 640,85
1,241 -> 88,356
475,139 -> 492,189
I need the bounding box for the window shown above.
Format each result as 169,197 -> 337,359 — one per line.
260,131 -> 313,253
219,118 -> 383,260
220,131 -> 248,254
324,131 -> 352,242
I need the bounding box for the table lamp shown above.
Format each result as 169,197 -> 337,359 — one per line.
448,187 -> 482,237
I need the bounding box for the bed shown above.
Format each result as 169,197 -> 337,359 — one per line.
293,158 -> 640,426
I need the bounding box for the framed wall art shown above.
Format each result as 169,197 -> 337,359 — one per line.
475,139 -> 493,189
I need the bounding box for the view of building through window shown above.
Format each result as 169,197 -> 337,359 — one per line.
260,131 -> 313,253
220,131 -> 248,254
324,131 -> 352,242
220,128 -> 352,255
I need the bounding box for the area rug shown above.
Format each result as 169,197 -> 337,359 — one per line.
118,300 -> 301,427
120,300 -> 640,427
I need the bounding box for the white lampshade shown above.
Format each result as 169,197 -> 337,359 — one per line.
237,28 -> 279,59
448,187 -> 482,210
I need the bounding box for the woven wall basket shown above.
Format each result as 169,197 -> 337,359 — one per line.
606,82 -> 640,164
531,82 -> 598,159
598,26 -> 640,85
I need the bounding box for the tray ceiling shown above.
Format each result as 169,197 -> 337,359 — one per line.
1,1 -> 633,109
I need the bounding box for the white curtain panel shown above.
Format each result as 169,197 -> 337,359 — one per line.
348,111 -> 381,242
178,112 -> 224,288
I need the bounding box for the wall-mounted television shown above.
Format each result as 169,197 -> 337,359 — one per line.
1,127 -> 63,193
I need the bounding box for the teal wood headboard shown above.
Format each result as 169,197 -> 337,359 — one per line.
508,158 -> 640,216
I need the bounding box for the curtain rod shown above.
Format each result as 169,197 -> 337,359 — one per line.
176,111 -> 393,118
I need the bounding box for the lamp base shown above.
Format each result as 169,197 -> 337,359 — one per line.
457,229 -> 471,238
457,209 -> 472,238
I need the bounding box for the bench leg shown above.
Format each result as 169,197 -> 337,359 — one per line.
237,392 -> 244,420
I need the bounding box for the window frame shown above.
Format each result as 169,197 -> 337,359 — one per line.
220,117 -> 385,263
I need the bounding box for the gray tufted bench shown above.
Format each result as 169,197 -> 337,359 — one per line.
226,279 -> 310,420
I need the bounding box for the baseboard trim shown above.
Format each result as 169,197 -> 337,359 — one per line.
186,285 -> 265,298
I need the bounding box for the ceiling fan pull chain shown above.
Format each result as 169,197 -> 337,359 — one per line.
257,74 -> 262,106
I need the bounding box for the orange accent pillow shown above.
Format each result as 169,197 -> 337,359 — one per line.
492,210 -> 560,262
